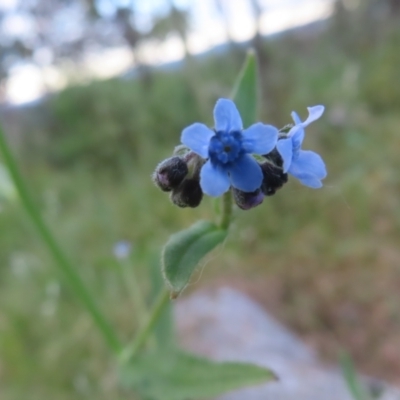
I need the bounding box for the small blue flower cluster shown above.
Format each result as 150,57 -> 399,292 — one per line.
153,98 -> 326,210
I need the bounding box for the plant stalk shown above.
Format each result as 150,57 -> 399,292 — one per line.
219,190 -> 233,230
119,287 -> 170,363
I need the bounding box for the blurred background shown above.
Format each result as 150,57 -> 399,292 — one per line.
0,0 -> 400,398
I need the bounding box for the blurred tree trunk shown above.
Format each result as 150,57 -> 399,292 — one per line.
213,0 -> 237,47
115,7 -> 153,88
249,0 -> 269,70
389,0 -> 400,15
148,0 -> 191,61
115,8 -> 141,65
248,0 -> 272,116
170,4 -> 192,62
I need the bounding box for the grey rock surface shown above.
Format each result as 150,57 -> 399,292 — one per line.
175,287 -> 400,400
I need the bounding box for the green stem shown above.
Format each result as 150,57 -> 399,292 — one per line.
0,126 -> 122,354
119,288 -> 170,363
219,190 -> 233,230
119,170 -> 233,364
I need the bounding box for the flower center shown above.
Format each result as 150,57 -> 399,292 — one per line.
208,130 -> 243,165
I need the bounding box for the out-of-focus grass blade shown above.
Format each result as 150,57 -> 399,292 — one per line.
340,352 -> 373,400
231,49 -> 259,127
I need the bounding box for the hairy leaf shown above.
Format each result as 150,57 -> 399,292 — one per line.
162,220 -> 227,297
120,350 -> 276,400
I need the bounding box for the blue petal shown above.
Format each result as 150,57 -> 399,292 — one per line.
291,105 -> 324,128
292,150 -> 327,179
291,111 -> 302,125
181,123 -> 214,158
276,138 -> 293,173
296,174 -> 323,189
228,154 -> 263,192
213,98 -> 243,132
288,165 -> 323,188
289,125 -> 304,149
303,105 -> 325,126
241,123 -> 278,155
200,160 -> 230,197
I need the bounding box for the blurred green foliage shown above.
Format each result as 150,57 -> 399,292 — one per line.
37,55 -> 248,171
1,4 -> 400,399
360,28 -> 400,113
44,73 -> 199,169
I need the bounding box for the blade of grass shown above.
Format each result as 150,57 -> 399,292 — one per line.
0,125 -> 122,355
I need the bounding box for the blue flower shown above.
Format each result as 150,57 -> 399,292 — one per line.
181,99 -> 278,197
113,241 -> 132,260
276,105 -> 327,189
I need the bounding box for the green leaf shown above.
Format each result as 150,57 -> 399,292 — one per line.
162,220 -> 227,297
231,49 -> 259,127
340,352 -> 373,400
120,350 -> 276,400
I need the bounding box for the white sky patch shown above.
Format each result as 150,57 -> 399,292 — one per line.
41,66 -> 68,91
0,0 -> 17,11
6,64 -> 45,104
83,47 -> 134,78
178,0 -> 333,55
138,35 -> 185,65
51,5 -> 86,43
260,0 -> 334,35
134,0 -> 170,32
6,46 -> 133,104
222,0 -> 257,41
188,21 -> 226,54
187,0 -> 227,52
33,47 -> 54,66
1,12 -> 35,39
6,64 -> 69,104
4,0 -> 335,105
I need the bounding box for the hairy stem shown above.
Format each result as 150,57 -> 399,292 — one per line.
219,190 -> 233,230
119,288 -> 170,363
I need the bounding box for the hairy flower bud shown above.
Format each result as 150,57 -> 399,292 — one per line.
233,188 -> 264,210
170,178 -> 203,208
152,156 -> 188,192
260,161 -> 288,196
263,147 -> 284,168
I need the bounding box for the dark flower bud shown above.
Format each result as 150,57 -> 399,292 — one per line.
170,178 -> 203,208
152,156 -> 188,192
263,147 -> 284,168
233,188 -> 264,210
260,161 -> 288,196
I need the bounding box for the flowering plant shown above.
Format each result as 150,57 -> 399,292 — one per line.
0,51 -> 327,400
181,98 -> 278,196
154,87 -> 325,214
276,105 -> 326,188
